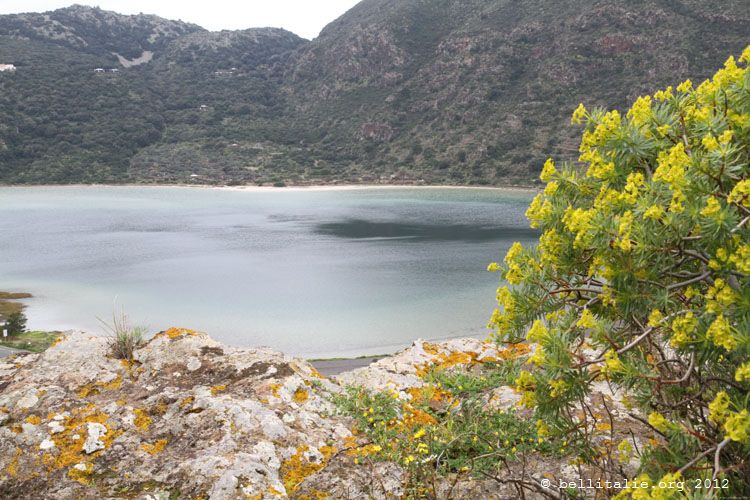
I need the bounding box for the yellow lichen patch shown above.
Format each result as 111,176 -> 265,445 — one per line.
210,384 -> 227,396
402,406 -> 437,428
42,405 -> 117,473
67,462 -> 93,485
133,408 -> 152,432
280,445 -> 336,495
151,401 -> 169,416
48,334 -> 66,349
141,439 -> 168,455
161,327 -> 199,339
9,424 -> 22,434
270,383 -> 282,398
24,415 -> 42,425
435,351 -> 477,369
309,367 -> 327,379
180,396 -> 195,409
267,485 -> 284,496
497,343 -> 532,360
406,386 -> 453,406
298,491 -> 330,500
293,388 -> 309,404
5,448 -> 21,478
115,399 -> 127,407
77,375 -> 123,398
422,342 -> 440,355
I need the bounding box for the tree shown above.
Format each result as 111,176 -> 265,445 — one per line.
5,311 -> 27,336
489,45 -> 750,496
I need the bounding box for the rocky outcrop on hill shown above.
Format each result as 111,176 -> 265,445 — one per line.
0,329 -> 652,498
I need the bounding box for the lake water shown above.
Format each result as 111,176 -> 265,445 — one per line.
0,186 -> 537,358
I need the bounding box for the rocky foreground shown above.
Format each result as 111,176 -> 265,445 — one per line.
0,329 -> 652,499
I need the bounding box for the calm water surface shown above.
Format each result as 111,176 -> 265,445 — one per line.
0,186 -> 537,358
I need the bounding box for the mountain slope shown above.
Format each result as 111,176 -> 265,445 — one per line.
283,0 -> 750,184
0,1 -> 748,185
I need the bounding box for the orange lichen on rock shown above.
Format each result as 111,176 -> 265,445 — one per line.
293,388 -> 309,404
406,386 -> 453,406
422,342 -> 440,355
67,462 -> 93,485
5,448 -> 21,478
24,415 -> 42,425
133,408 -> 152,431
402,405 -> 437,428
280,445 -> 336,495
141,439 -> 168,455
161,327 -> 199,339
77,375 -> 123,398
41,404 -> 117,473
270,383 -> 282,398
210,384 -> 227,396
180,396 -> 194,409
497,343 -> 532,360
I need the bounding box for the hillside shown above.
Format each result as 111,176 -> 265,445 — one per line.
0,1 -> 748,185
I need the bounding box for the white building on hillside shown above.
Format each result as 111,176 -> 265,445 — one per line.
0,64 -> 16,72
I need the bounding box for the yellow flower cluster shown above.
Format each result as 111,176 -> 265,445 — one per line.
699,196 -> 722,218
724,410 -> 750,443
563,207 -> 596,248
670,312 -> 697,348
705,279 -> 737,314
728,179 -> 750,208
643,204 -> 664,221
549,379 -> 568,398
617,211 -> 634,252
525,193 -> 553,229
706,314 -> 736,351
620,172 -> 645,205
539,158 -> 557,182
709,391 -> 731,424
571,103 -> 587,124
653,143 -> 690,213
525,320 -> 548,343
603,350 -> 624,374
729,244 -> 750,273
736,362 -> 750,382
647,309 -> 663,328
653,86 -> 673,101
627,95 -> 652,127
576,309 -> 598,329
539,229 -> 564,265
647,412 -> 670,433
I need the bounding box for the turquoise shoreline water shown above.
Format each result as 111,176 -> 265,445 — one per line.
0,186 -> 536,358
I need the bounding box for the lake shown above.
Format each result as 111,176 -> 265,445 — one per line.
0,186 -> 537,358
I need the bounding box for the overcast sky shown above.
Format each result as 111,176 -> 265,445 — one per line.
0,1 -> 362,40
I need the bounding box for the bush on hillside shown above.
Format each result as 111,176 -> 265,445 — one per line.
489,46 -> 750,496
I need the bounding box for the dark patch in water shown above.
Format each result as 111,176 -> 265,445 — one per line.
315,219 -> 539,242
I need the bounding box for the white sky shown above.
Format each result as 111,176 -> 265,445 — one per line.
0,1 -> 362,40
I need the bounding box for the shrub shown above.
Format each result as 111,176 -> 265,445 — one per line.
5,311 -> 27,336
99,307 -> 147,361
489,46 -> 750,495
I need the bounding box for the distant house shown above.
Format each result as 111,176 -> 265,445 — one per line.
94,68 -> 105,73
199,105 -> 209,111
109,68 -> 119,73
0,64 -> 16,72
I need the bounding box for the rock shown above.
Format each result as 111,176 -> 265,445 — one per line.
83,422 -> 107,454
0,328 -> 648,498
39,438 -> 56,451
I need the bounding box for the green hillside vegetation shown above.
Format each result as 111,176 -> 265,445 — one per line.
0,1 -> 748,185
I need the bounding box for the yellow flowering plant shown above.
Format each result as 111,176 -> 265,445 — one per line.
490,46 -> 750,494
